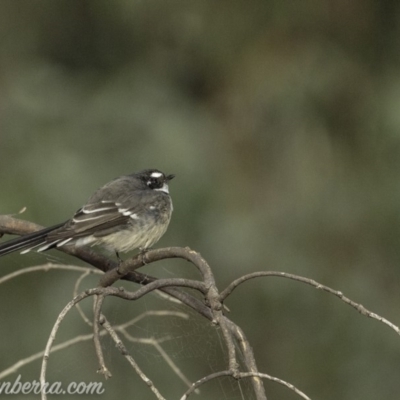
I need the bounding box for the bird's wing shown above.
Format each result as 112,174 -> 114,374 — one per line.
47,200 -> 142,240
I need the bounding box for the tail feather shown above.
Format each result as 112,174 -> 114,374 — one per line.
0,222 -> 66,257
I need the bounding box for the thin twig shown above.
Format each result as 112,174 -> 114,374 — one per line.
226,319 -> 266,399
93,295 -> 111,379
101,279 -> 207,301
119,329 -> 196,391
220,271 -> 400,335
0,311 -> 189,380
180,370 -> 311,400
120,310 -> 189,328
0,334 -> 94,380
0,264 -> 101,286
101,316 -> 166,400
74,270 -> 94,327
2,216 -> 316,400
40,291 -> 92,400
39,279 -> 209,399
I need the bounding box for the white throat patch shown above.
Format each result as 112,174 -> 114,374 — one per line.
154,182 -> 169,194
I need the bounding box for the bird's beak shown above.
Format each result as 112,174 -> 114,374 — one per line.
166,174 -> 175,181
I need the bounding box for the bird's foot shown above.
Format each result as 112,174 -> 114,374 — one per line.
139,247 -> 149,265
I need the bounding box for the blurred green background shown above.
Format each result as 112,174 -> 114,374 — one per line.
1,1 -> 400,399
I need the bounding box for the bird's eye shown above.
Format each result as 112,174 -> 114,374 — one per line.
147,177 -> 163,189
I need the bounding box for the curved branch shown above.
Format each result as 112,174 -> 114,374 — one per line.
180,370 -> 311,400
99,246 -> 215,288
220,271 -> 400,336
40,276 -> 209,400
93,295 -> 111,379
40,291 -> 91,400
0,215 -> 42,236
89,278 -> 207,301
101,315 -> 166,400
0,264 -> 102,286
226,319 -> 266,398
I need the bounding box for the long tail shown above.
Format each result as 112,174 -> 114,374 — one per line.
0,223 -> 66,257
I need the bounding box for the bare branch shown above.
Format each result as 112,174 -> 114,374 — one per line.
0,311 -> 190,380
120,310 -> 189,328
0,333 -> 94,380
39,276 -> 210,399
101,315 -> 166,400
220,271 -> 400,336
0,264 -> 101,286
99,246 -> 216,289
93,295 -> 112,379
40,291 -> 92,400
0,215 -> 42,236
120,329 -> 196,391
100,278 -> 207,301
226,319 -> 267,399
8,215 -> 387,400
180,370 -> 311,400
73,270 -> 94,327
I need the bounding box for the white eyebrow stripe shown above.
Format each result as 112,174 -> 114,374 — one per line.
151,172 -> 163,178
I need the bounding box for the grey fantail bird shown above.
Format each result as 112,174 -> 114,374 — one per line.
0,169 -> 174,257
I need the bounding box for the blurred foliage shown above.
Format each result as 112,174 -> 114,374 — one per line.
1,1 -> 400,399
